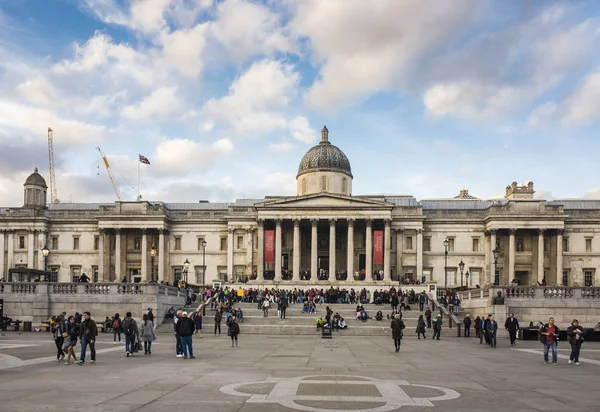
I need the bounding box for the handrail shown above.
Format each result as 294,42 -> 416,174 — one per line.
427,292 -> 460,327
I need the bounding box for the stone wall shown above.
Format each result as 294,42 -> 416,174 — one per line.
0,283 -> 186,323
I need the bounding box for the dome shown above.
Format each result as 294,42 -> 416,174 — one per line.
24,167 -> 48,188
297,126 -> 352,178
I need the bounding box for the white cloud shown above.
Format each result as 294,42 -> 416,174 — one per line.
130,0 -> 171,34
527,101 -> 557,129
561,71 -> 600,127
289,116 -> 316,143
153,137 -> 233,173
268,141 -> 296,153
204,59 -> 298,134
158,23 -> 208,78
291,0 -> 478,110
15,77 -> 55,105
210,0 -> 292,61
80,0 -> 130,26
74,90 -> 129,118
122,86 -> 179,120
201,120 -> 215,132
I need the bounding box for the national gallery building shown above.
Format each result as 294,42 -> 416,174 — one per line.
1,127 -> 600,288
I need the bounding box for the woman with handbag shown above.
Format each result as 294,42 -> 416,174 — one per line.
140,314 -> 157,355
50,316 -> 66,362
390,314 -> 405,353
228,315 -> 240,348
567,319 -> 585,365
64,316 -> 79,365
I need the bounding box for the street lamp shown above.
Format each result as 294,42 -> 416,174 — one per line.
493,246 -> 500,285
465,271 -> 470,288
443,238 -> 449,289
42,244 -> 50,281
459,260 -> 465,288
183,258 -> 190,287
202,240 -> 207,316
150,244 -> 157,284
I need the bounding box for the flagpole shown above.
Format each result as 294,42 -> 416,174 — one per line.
137,157 -> 140,200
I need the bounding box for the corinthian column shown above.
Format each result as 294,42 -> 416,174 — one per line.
27,230 -> 35,269
311,219 -> 318,280
141,229 -> 148,282
556,229 -> 564,285
257,220 -> 264,281
329,219 -> 336,279
366,219 -> 373,280
275,219 -> 282,281
383,219 -> 391,281
538,229 -> 545,284
115,229 -> 122,281
292,219 -> 300,281
347,219 -> 355,279
508,229 -> 516,285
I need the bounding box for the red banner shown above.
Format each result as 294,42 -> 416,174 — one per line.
373,230 -> 383,265
264,230 -> 275,264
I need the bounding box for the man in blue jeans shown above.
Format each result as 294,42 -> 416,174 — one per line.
176,311 -> 196,359
79,312 -> 98,365
540,317 -> 560,365
122,312 -> 139,357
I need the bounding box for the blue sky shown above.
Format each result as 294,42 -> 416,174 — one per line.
1,0 -> 600,206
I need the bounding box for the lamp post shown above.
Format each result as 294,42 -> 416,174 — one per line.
465,271 -> 470,288
150,244 -> 157,284
459,260 -> 465,288
493,246 -> 500,285
42,244 -> 50,281
202,240 -> 207,316
183,258 -> 190,288
443,238 -> 449,290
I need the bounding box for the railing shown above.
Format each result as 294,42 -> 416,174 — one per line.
505,287 -> 536,298
582,288 -> 600,298
118,284 -> 143,294
52,284 -> 78,294
85,284 -> 111,294
542,288 -> 573,299
0,282 -> 181,297
11,284 -> 37,294
459,286 -> 600,301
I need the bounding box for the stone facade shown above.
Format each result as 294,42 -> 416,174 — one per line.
2,130 -> 600,288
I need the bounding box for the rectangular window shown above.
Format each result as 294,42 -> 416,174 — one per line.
197,237 -> 206,251
195,266 -> 206,285
448,238 -> 455,252
19,236 -> 25,249
447,269 -> 456,287
71,266 -> 81,283
584,270 -> 594,286
423,237 -> 431,252
51,237 -> 58,250
586,238 -> 592,253
220,237 -> 227,251
405,236 -> 413,250
237,235 -> 244,250
472,238 -> 479,252
562,270 -> 569,287
562,237 -> 568,252
174,237 -> 181,251
73,237 -> 80,250
49,267 -> 59,283
470,269 -> 480,287
422,269 -> 432,283
94,236 -> 99,250
134,237 -> 141,251
92,266 -> 99,283
173,268 -> 182,283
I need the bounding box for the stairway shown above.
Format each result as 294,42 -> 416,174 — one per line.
158,302 -> 428,336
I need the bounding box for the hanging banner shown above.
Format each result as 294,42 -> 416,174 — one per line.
264,230 -> 275,264
373,230 -> 383,265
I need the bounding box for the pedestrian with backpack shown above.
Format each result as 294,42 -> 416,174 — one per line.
539,317 -> 560,365
176,312 -> 195,359
390,314 -> 406,353
122,312 -> 139,357
112,313 -> 122,345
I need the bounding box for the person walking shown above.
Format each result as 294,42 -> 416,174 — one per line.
112,313 -> 122,345
122,312 -> 139,357
390,314 -> 406,352
425,308 -> 432,329
194,312 -> 203,337
64,316 -> 79,365
214,309 -> 222,336
78,312 -> 97,365
540,317 -> 560,365
228,315 -> 240,347
262,299 -> 270,317
463,314 -> 472,338
177,311 -> 195,359
487,315 -> 498,348
416,315 -> 426,339
474,316 -> 482,344
567,319 -> 585,365
391,293 -> 399,312
174,310 -> 183,357
50,316 -> 66,362
432,316 -> 442,340
483,315 -> 491,346
280,298 -> 288,319
140,313 -> 157,355
146,308 -> 155,328
419,292 -> 427,312
505,313 -> 520,346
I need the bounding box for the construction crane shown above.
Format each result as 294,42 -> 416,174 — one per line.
47,127 -> 59,203
96,147 -> 122,201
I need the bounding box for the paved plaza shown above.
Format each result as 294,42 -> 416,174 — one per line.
0,331 -> 599,412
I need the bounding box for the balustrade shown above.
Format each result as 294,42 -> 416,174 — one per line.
85,284 -> 111,294
543,287 -> 573,299
504,287 -> 536,298
118,284 -> 143,294
582,287 -> 600,299
11,284 -> 36,294
52,284 -> 78,294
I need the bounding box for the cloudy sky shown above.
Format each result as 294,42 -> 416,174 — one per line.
1,0 -> 600,207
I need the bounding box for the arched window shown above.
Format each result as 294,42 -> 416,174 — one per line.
320,176 -> 327,191
302,178 -> 307,195
342,178 -> 347,194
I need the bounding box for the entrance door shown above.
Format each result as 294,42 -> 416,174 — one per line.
318,257 -> 329,270
282,254 -> 289,270
515,271 -> 529,285
358,254 -> 366,271
131,269 -> 141,283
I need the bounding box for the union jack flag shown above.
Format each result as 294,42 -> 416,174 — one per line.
139,154 -> 150,164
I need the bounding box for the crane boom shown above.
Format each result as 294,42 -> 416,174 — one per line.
47,127 -> 59,203
96,147 -> 122,201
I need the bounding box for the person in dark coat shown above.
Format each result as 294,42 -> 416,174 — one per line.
416,315 -> 426,339
425,308 -> 432,329
505,313 -> 520,346
567,319 -> 585,365
487,315 -> 498,348
474,316 -> 482,343
176,312 -> 196,359
228,315 -> 240,347
432,316 -> 442,340
390,294 -> 399,312
390,314 -> 406,353
463,314 -> 472,338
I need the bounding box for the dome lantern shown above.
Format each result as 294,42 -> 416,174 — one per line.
23,167 -> 48,208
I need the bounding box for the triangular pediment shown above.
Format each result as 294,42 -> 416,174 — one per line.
256,193 -> 393,209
